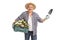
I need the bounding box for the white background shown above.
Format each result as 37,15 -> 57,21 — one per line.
0,0 -> 60,40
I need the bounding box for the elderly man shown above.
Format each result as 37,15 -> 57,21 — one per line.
15,3 -> 49,40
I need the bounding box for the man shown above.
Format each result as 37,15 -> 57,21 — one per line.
15,3 -> 49,40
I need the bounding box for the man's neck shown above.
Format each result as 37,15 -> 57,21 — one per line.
27,11 -> 33,16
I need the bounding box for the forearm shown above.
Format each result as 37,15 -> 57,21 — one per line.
41,15 -> 50,23
41,18 -> 47,23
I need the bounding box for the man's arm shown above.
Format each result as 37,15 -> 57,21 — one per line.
13,12 -> 24,24
40,18 -> 48,23
41,15 -> 50,23
36,13 -> 49,23
15,13 -> 24,21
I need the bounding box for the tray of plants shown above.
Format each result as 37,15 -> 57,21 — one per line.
13,19 -> 29,33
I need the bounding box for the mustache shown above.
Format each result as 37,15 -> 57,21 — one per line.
28,9 -> 32,10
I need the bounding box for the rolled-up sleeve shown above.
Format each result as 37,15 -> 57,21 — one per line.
36,14 -> 42,22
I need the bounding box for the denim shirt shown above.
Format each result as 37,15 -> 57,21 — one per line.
15,11 -> 42,36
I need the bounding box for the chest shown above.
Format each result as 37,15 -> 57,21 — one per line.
23,13 -> 37,23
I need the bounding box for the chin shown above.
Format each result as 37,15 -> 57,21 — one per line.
28,10 -> 33,12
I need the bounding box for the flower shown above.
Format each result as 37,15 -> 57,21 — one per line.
14,19 -> 28,28
20,24 -> 24,27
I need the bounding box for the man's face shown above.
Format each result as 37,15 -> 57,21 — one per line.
27,5 -> 34,12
